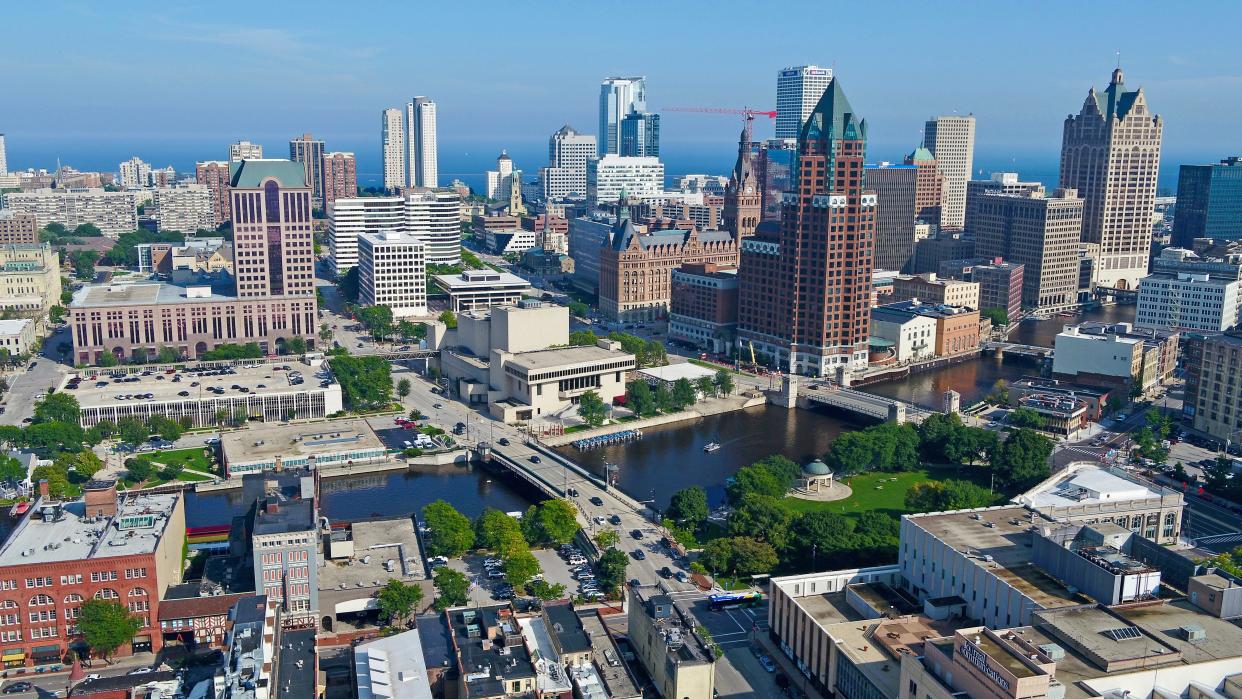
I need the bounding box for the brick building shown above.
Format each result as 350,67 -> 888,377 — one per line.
890,273 -> 980,309
722,117 -> 762,238
972,261 -> 1024,321
0,212 -> 38,245
904,146 -> 942,226
194,160 -> 231,227
669,263 -> 738,354
879,299 -> 980,357
320,151 -> 357,212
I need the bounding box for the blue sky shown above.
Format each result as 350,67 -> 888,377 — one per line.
3,0 -> 1240,185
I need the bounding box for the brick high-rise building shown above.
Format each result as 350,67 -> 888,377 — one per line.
924,115 -> 975,229
723,117 -> 761,238
320,152 -> 357,211
669,263 -> 738,354
738,76 -> 875,376
973,188 -> 1084,313
195,160 -> 231,227
904,146 -> 942,226
0,211 -> 38,245
1060,68 -> 1162,291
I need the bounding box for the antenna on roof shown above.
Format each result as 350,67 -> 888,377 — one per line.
1115,51 -> 1121,69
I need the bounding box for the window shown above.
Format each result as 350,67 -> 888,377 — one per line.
29,594 -> 54,607
63,594 -> 83,604
94,588 -> 119,600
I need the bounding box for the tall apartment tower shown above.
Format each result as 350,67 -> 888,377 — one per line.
542,125 -> 596,200
1060,68 -> 1162,290
229,141 -> 264,162
406,97 -> 438,188
1171,157 -> 1242,247
381,108 -> 407,192
599,77 -> 646,157
738,76 -> 875,376
973,188 -> 1084,313
119,157 -> 152,189
195,161 -> 231,227
288,133 -> 326,206
0,133 -> 7,175
321,152 -> 358,211
228,159 -> 317,300
904,147 -> 943,226
924,115 -> 976,229
775,65 -> 833,140
723,117 -> 761,238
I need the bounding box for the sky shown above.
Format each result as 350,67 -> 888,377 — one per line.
3,0 -> 1240,189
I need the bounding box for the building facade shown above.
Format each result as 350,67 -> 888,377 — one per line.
542,124 -> 596,200
866,163 -> 918,271
1060,68 -> 1162,290
320,152 -> 357,211
973,189 -> 1084,313
904,146 -> 943,227
3,188 -> 138,237
972,261 -> 1025,321
1172,156 -> 1242,246
0,212 -> 37,245
228,141 -> 264,162
722,119 -> 762,238
627,586 -> 716,699
924,115 -> 976,229
433,269 -> 531,313
151,184 -> 214,233
964,172 -> 1044,231
1190,329 -> 1242,442
870,304 -> 937,362
911,230 -> 975,274
326,196 -> 404,274
587,155 -> 664,206
1136,271 -> 1242,332
381,107 -> 406,192
599,77 -> 646,157
669,263 -> 738,354
357,231 -> 427,318
738,77 -> 876,376
775,65 -> 833,140
0,319 -> 37,358
404,188 -> 460,263
248,489 -> 318,630
118,157 -> 152,190
620,110 -> 660,157
288,133 -> 325,206
0,243 -> 62,315
891,273 -> 980,309
195,160 -> 231,227
406,97 -> 438,188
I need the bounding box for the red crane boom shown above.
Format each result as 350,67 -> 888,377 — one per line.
664,106 -> 777,119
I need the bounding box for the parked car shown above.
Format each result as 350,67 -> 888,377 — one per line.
630,529 -> 644,540
3,681 -> 33,694
608,514 -> 621,525
758,655 -> 776,673
632,549 -> 646,560
589,497 -> 604,507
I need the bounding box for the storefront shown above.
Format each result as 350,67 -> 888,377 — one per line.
30,645 -> 62,666
1,649 -> 24,669
131,635 -> 152,654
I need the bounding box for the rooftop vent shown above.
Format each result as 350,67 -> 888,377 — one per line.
1180,625 -> 1206,642
1037,643 -> 1066,661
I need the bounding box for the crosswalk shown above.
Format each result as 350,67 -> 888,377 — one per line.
1194,532 -> 1242,546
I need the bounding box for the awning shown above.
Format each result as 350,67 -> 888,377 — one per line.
1,649 -> 24,662
132,636 -> 151,643
31,645 -> 60,657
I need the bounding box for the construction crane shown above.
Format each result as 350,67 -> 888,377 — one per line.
664,106 -> 777,119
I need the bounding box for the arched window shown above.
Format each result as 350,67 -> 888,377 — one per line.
63,594 -> 84,604
0,600 -> 16,610
29,594 -> 54,606
93,588 -> 119,600
128,588 -> 147,598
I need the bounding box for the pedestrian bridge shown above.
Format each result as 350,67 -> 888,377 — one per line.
981,341 -> 1053,360
774,377 -> 926,424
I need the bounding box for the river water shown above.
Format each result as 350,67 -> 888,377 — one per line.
180,305 -> 1137,524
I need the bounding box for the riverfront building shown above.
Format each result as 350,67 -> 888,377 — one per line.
870,304 -> 938,363
1136,271 -> 1242,332
221,419 -> 386,477
738,76 -> 876,376
890,273 -> 980,309
972,189 -> 1084,313
1172,156 -> 1242,246
878,299 -> 980,357
1053,322 -> 1176,393
669,263 -> 738,354
243,474 -> 318,629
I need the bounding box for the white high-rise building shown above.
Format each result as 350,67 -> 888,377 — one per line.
0,133 -> 7,175
357,230 -> 427,318
404,188 -> 459,263
587,155 -> 664,206
119,157 -> 152,190
486,151 -> 515,201
328,197 -> 406,275
775,65 -> 833,140
406,97 -> 438,188
598,77 -> 646,157
228,141 -> 264,162
541,125 -> 596,200
924,115 -> 977,229
381,108 -> 406,192
151,184 -> 214,233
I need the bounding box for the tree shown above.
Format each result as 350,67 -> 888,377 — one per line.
714,369 -> 734,396
652,383 -> 674,413
1147,410 -> 1175,440
432,567 -> 470,611
33,392 -> 81,425
476,509 -> 527,555
823,431 -> 876,478
569,330 -> 598,347
1204,455 -> 1234,491
1105,395 -> 1126,414
991,428 -> 1054,492
332,355 -> 394,410
200,343 -> 263,360
96,351 -> 120,367
625,380 -> 658,417
695,376 -> 717,399
78,599 -> 141,663
577,390 -> 608,427
526,499 -> 582,545
905,480 -> 995,512
422,500 -> 475,557
358,305 -> 395,341
594,529 -> 620,549
0,455 -> 24,483
68,250 -> 100,279
788,511 -> 855,569
702,537 -> 778,577
320,323 -> 334,344
568,301 -> 590,317
287,337 -> 308,355
502,549 -> 542,591
596,548 -> 628,595
124,458 -> 155,483
377,579 -> 424,625
337,266 -> 360,303
156,347 -> 180,364
1009,407 -> 1047,429
438,310 -> 457,329
528,580 -> 568,601
396,320 -> 420,341
666,486 -> 709,528
147,414 -> 183,442
727,493 -> 793,550
670,378 -> 697,410
56,450 -> 104,480
21,421 -> 85,453
396,379 -> 412,398
988,379 -> 1010,405
1130,427 -> 1169,464
73,223 -> 103,237
726,463 -> 787,503
980,308 -> 1009,326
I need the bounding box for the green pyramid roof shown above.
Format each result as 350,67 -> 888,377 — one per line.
800,77 -> 866,144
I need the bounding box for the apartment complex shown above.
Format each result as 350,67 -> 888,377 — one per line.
327,196 -> 405,274
587,155 -> 664,206
866,163 -> 918,271
924,114 -> 976,229
288,133 -> 326,206
228,141 -> 263,162
1060,68 -> 1162,290
738,77 -> 876,376
973,189 -> 1084,312
406,97 -> 438,188
434,269 -> 532,313
320,151 -> 357,211
0,211 -> 38,244
1189,329 -> 1242,442
150,184 -> 214,233
194,160 -> 232,227
0,243 -> 61,315
3,188 -> 138,236
1172,156 -> 1242,246
541,124 -> 596,200
775,65 -> 832,140
890,273 -> 980,309
381,107 -> 406,192
669,263 -> 738,353
357,231 -> 427,318
627,585 -> 716,699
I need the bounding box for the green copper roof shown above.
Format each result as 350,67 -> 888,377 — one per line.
908,147 -> 934,163
1091,68 -> 1144,122
803,459 -> 831,476
228,159 -> 307,188
800,76 -> 866,144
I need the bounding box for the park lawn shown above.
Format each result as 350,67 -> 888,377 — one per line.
119,469 -> 212,491
150,448 -> 215,473
781,465 -> 998,520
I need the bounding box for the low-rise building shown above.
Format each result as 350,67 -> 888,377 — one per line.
627,585 -> 716,699
1015,393 -> 1089,435
668,263 -> 738,353
358,230 -> 428,318
1008,377 -> 1111,421
221,419 -> 386,477
485,228 -> 539,256
1136,271 -> 1242,332
448,605 -> 537,699
1053,322 -> 1175,392
881,299 -> 979,356
635,363 -> 717,393
157,590 -> 248,649
434,269 -> 533,313
353,627 -> 435,699
0,319 -> 37,358
891,273 -> 980,309
242,474 -> 318,629
870,303 -> 938,362
0,243 -> 61,316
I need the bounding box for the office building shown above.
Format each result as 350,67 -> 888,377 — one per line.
1189,329 -> 1242,442
972,260 -> 1025,321
486,151 -> 515,201
1172,156 -> 1242,246
406,96 -> 437,188
620,110 -> 660,157
965,172 -> 1044,230
1060,68 -> 1162,290
676,174 -> 730,196
870,303 -> 938,362
320,151 -> 357,211
404,188 -> 460,263
1015,462 -> 1183,542
245,475 -> 318,629
288,133 -> 326,206
632,197 -> 723,233
757,139 -> 797,221
327,196 -> 405,274
358,231 -> 427,318
973,189 -> 1084,312
911,229 -> 975,274
567,216 -> 612,293
542,124 -> 596,200
0,480 -> 185,665
924,114 -> 976,229
599,77 -> 646,156
669,263 -> 738,353
587,155 -> 664,206
599,206 -> 737,322
150,183 -> 214,233
484,227 -> 537,255
0,318 -> 36,358
738,76 -> 876,376
0,243 -> 61,315
866,163 -> 919,270
904,146 -> 943,226
118,156 -> 152,190
0,133 -> 6,176
3,188 -> 138,237
0,211 -> 38,245
68,160 -> 317,364
446,605 -> 537,698
775,65 -> 833,140
381,107 -> 406,192
434,269 -> 532,313
194,160 -> 231,227
891,273 -> 980,309
880,299 -> 980,356
627,585 -> 717,699
228,140 -> 264,162
1136,271 -> 1242,332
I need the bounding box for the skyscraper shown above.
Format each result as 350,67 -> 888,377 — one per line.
406,97 -> 438,188
119,157 -> 152,189
228,140 -> 264,162
866,163 -> 918,271
924,115 -> 976,229
973,188 -> 1083,312
230,159 -> 317,300
381,108 -> 406,192
542,125 -> 596,200
598,77 -> 646,157
0,133 -> 7,175
486,151 -> 515,200
1060,68 -> 1162,290
620,110 -> 660,157
723,117 -> 761,238
288,133 -> 326,206
321,152 -> 357,211
1171,157 -> 1242,246
775,65 -> 833,140
904,146 -> 942,226
964,172 -> 1044,231
738,76 -> 875,376
195,160 -> 231,227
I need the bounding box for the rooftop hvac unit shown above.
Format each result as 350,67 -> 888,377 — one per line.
1180,625 -> 1206,641
1037,643 -> 1066,661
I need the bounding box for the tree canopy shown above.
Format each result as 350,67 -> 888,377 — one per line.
992,428 -> 1054,491
78,599 -> 142,662
377,579 -> 424,625
577,390 -> 608,427
666,486 -> 709,528
331,355 -> 393,410
422,500 -> 475,557
33,392 -> 80,425
432,567 -> 470,611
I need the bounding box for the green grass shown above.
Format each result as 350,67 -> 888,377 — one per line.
149,448 -> 214,473
781,465 -> 998,520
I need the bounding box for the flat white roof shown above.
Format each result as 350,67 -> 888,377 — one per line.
433,270 -> 531,290
0,319 -> 32,335
1024,465 -> 1159,509
0,491 -> 180,566
354,629 -> 435,699
636,363 -> 717,383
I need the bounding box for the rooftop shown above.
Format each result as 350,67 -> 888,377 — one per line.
359,230 -> 425,247
0,490 -> 180,566
228,159 -> 308,189
577,609 -> 641,699
68,358 -> 332,410
518,617 -> 574,695
434,270 -> 532,290
157,592 -> 249,622
0,319 -> 32,335
635,362 -> 716,384
354,628 -> 436,699
273,628 -> 317,699
70,280 -> 238,308
222,417 -> 383,465
632,585 -> 715,665
251,497 -> 315,537
1022,464 -> 1166,510
506,344 -> 635,374
452,606 -> 536,699
544,602 -> 591,654
320,517 -> 424,592
881,299 -> 978,318
790,590 -> 867,628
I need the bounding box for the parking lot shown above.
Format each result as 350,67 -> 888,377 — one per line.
442,541 -> 605,606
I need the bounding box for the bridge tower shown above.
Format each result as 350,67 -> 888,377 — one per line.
773,375 -> 799,408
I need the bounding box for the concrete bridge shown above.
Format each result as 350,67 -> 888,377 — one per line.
771,376 -> 928,424
981,341 -> 1053,361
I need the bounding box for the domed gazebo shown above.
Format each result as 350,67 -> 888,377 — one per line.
799,459 -> 834,494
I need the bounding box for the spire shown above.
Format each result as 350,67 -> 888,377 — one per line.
618,189 -> 630,221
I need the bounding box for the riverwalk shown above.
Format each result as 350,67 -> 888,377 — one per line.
539,393 -> 767,448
